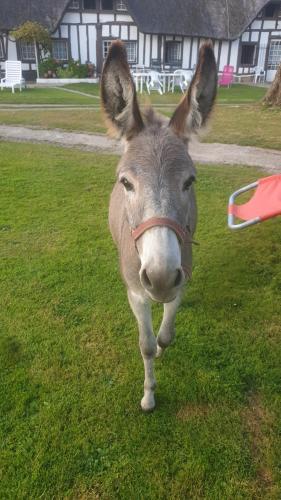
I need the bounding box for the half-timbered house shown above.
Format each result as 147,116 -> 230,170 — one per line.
0,0 -> 281,82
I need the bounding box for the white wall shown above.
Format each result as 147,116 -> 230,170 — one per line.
7,38 -> 17,60
70,25 -> 79,60
79,25 -> 88,63
88,26 -> 97,65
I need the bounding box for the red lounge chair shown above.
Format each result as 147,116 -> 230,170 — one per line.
228,174 -> 281,230
218,65 -> 234,87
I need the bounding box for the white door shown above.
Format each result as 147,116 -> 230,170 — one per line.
266,39 -> 281,82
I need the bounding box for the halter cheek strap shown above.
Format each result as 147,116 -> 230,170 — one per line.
131,217 -> 187,245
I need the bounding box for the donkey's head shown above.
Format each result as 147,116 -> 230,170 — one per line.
101,41 -> 217,303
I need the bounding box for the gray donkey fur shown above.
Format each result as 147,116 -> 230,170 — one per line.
101,40 -> 217,411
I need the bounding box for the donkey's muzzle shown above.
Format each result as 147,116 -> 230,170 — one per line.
140,265 -> 185,303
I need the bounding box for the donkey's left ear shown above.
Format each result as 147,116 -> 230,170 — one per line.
101,40 -> 144,140
169,41 -> 217,138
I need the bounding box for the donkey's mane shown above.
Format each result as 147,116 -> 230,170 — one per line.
142,106 -> 168,128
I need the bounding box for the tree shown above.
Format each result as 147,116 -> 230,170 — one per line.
11,21 -> 51,79
263,63 -> 281,107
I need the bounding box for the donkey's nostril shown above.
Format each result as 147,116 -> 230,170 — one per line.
174,269 -> 183,287
141,269 -> 153,289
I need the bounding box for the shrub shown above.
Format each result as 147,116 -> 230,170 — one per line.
39,57 -> 59,78
67,59 -> 89,78
56,66 -> 75,78
39,57 -> 92,79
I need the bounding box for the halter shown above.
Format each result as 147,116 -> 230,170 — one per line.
131,217 -> 194,279
131,217 -> 188,245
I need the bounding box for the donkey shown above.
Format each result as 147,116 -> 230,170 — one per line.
101,40 -> 217,411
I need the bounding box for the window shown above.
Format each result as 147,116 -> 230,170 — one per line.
267,39 -> 281,70
84,0 -> 96,9
69,0 -> 79,8
103,40 -> 137,63
124,41 -> 137,63
101,0 -> 113,10
52,39 -> 68,61
116,0 -> 126,10
20,41 -> 35,61
103,40 -> 112,59
240,43 -> 257,66
165,41 -> 182,66
264,2 -> 279,18
0,37 -> 4,60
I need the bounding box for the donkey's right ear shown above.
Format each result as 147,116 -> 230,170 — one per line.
101,40 -> 144,140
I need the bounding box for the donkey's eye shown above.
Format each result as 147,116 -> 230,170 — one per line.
120,177 -> 134,192
183,176 -> 195,191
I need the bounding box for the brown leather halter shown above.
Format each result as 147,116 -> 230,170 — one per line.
131,217 -> 188,245
131,217 -> 193,279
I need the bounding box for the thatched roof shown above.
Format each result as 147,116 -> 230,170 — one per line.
126,0 -> 271,40
0,0 -> 273,39
0,0 -> 69,32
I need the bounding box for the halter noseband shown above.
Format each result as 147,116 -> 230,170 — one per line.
131,217 -> 193,279
131,217 -> 188,245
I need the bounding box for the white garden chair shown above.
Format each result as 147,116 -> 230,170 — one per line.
0,61 -> 26,93
170,69 -> 193,93
181,70 -> 193,92
146,71 -> 163,95
253,66 -> 265,84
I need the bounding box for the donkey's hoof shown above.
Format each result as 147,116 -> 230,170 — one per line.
141,393 -> 155,412
156,344 -> 164,358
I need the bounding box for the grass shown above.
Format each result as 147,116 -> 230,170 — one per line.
0,83 -> 267,105
63,82 -> 100,97
65,83 -> 267,105
0,86 -> 96,105
0,108 -> 106,134
1,141 -> 281,499
204,105 -> 281,150
0,103 -> 280,151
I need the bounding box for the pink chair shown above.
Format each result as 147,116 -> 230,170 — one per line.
218,65 -> 234,87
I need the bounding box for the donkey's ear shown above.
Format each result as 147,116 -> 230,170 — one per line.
101,40 -> 144,140
169,41 -> 217,137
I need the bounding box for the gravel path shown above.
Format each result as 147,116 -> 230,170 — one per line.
0,124 -> 280,172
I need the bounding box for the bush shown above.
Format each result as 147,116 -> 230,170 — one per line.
56,66 -> 75,78
38,57 -> 59,78
57,59 -> 89,78
39,57 -> 92,79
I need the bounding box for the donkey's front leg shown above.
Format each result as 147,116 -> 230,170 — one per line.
156,294 -> 182,357
128,290 -> 157,411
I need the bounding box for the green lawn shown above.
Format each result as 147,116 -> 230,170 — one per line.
66,83 -> 267,105
1,142 -> 281,499
0,83 -> 267,105
1,102 -> 280,151
63,82 -> 100,97
204,105 -> 281,150
0,86 -> 96,105
0,108 -> 106,134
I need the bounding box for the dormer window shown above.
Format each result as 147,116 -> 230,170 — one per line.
116,0 -> 126,10
101,0 -> 113,10
69,0 -> 79,8
264,2 -> 279,18
84,0 -> 96,9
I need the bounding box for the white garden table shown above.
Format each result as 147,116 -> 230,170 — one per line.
159,73 -> 176,93
133,71 -> 178,94
132,72 -> 148,93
